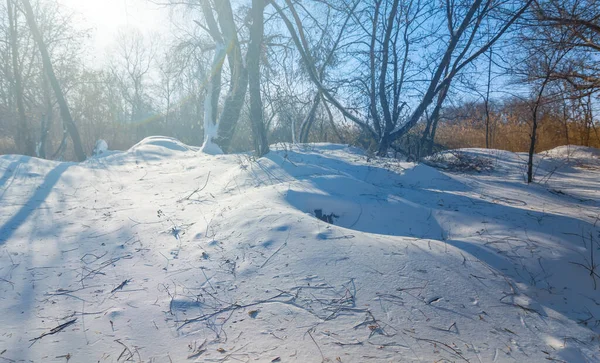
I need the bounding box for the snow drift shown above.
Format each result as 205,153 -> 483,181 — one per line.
0,139 -> 599,362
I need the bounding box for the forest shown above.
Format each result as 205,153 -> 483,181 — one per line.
0,0 -> 598,164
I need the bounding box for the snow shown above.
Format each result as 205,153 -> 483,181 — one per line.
93,140 -> 109,157
542,145 -> 600,160
200,42 -> 226,156
0,140 -> 599,362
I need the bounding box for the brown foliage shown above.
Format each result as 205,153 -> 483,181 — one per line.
435,98 -> 599,152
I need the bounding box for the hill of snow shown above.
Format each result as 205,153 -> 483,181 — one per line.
0,139 -> 599,362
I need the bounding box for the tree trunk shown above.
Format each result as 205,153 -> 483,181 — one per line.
21,0 -> 86,161
299,92 -> 321,143
484,50 -> 493,149
215,67 -> 247,152
7,0 -> 34,156
527,106 -> 538,184
322,96 -> 344,143
39,70 -> 53,158
377,135 -> 391,157
527,73 -> 553,184
247,0 -> 269,157
420,80 -> 449,157
214,0 -> 248,153
201,40 -> 226,154
199,1 -> 226,153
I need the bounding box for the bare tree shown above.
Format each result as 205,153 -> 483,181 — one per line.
272,0 -> 533,156
195,1 -> 226,152
533,0 -> 600,94
518,30 -> 569,183
186,0 -> 249,153
110,28 -> 155,135
21,0 -> 86,161
248,0 -> 269,156
7,0 -> 34,155
212,0 -> 249,152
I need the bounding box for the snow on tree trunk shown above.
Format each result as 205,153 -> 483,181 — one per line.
201,42 -> 225,155
201,88 -> 223,155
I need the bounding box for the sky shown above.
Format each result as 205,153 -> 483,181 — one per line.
51,0 -> 526,103
57,0 -> 169,63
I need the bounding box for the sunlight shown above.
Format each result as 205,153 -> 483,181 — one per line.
0,0 -> 599,361
57,0 -> 163,52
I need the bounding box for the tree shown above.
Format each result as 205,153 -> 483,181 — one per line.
247,0 -> 269,156
533,0 -> 600,94
517,20 -> 570,183
21,0 -> 86,161
484,48 -> 494,149
189,0 -> 249,153
272,0 -> 533,156
212,0 -> 249,153
7,0 -> 34,155
110,28 -> 155,140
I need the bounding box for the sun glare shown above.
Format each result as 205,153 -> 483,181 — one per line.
57,0 -> 162,51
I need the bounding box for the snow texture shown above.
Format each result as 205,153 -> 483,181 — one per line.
0,139 -> 599,362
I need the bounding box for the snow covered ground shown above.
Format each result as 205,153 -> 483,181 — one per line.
0,138 -> 599,362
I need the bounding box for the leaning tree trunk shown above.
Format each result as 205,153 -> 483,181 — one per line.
7,0 -> 34,156
38,70 -> 53,158
21,0 -> 86,161
299,92 -> 321,143
247,0 -> 269,157
420,81 -> 449,157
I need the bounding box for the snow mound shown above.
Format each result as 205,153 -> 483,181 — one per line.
543,145 -> 600,160
92,139 -> 108,156
0,141 -> 599,362
130,136 -> 197,153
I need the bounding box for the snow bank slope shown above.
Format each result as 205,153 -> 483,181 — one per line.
0,140 -> 599,362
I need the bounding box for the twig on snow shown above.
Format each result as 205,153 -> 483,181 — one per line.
415,337 -> 470,362
306,327 -> 325,362
110,279 -> 130,293
179,171 -> 211,202
29,319 -> 77,345
260,228 -> 291,268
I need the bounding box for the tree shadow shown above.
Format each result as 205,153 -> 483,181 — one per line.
268,147 -> 600,336
0,162 -> 72,245
0,156 -> 29,193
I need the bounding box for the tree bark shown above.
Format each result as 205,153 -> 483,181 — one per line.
21,0 -> 86,161
247,0 -> 269,157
